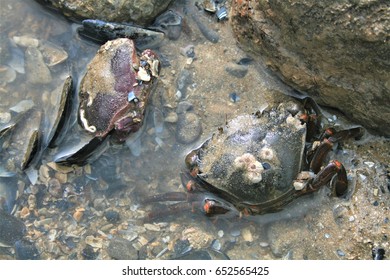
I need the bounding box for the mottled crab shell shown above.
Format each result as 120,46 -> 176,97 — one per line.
78,38 -> 158,141
195,107 -> 307,205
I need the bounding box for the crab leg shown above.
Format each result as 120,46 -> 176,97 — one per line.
310,160 -> 348,196
142,192 -> 188,203
309,127 -> 364,173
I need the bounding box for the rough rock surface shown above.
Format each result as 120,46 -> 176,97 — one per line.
230,0 -> 390,136
35,0 -> 174,26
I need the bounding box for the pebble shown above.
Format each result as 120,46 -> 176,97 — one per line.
14,240 -> 40,260
144,223 -> 161,231
349,216 -> 355,222
225,63 -> 248,78
176,112 -> 202,144
229,92 -> 240,103
164,111 -> 178,123
0,65 -> 16,84
336,249 -> 345,257
176,101 -> 193,114
211,239 -> 222,251
364,161 -> 375,168
107,237 -> 138,260
81,245 -> 99,260
0,210 -> 26,246
85,235 -> 103,248
217,230 -> 224,238
48,178 -> 63,198
242,228 -> 253,242
230,229 -> 241,237
25,47 -> 52,84
9,99 -> 34,113
176,69 -> 192,97
104,210 -> 120,223
259,242 -> 269,248
358,173 -> 367,182
0,112 -> 11,123
180,45 -> 195,58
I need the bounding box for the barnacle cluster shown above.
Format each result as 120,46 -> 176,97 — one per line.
233,153 -> 264,184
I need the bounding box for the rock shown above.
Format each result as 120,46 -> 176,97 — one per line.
225,63 -> 248,78
176,112 -> 202,144
35,0 -> 174,26
231,0 -> 390,136
25,47 -> 52,84
0,210 -> 26,246
107,237 -> 138,260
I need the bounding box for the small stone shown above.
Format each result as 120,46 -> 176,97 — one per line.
324,233 -> 331,239
259,242 -> 269,248
358,173 -> 367,182
364,161 -> 375,168
336,249 -> 345,257
73,208 -> 85,222
225,63 -> 248,78
176,112 -> 202,144
144,223 -> 161,231
25,47 -> 52,84
0,112 -> 11,123
107,237 -> 138,260
81,245 -> 99,260
85,235 -> 103,248
176,101 -> 193,114
104,210 -> 120,223
373,188 -> 379,196
48,178 -> 63,198
349,216 -> 355,222
242,228 -> 253,242
217,230 -> 224,238
164,111 -> 178,123
55,172 -> 67,184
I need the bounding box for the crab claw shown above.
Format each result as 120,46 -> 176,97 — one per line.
203,199 -> 231,216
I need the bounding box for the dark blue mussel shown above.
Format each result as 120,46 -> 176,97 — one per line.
78,19 -> 165,49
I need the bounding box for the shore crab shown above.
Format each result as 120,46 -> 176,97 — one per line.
144,98 -> 364,218
54,38 -> 160,165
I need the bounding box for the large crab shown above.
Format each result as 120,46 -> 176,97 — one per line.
144,98 -> 364,219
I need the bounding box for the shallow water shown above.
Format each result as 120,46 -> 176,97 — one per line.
0,0 -> 389,260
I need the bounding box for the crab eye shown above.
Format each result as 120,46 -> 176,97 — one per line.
262,162 -> 271,170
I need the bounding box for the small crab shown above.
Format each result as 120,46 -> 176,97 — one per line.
144,98 -> 363,219
54,38 -> 160,165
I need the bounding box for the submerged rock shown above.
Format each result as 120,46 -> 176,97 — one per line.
35,0 -> 174,26
231,0 -> 390,136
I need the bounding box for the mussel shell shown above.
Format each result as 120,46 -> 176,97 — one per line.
78,19 -> 165,49
54,133 -> 110,166
47,75 -> 74,148
150,10 -> 183,40
0,108 -> 42,171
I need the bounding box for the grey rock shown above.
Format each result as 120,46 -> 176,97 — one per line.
35,0 -> 174,26
176,112 -> 202,144
225,63 -> 248,78
25,47 -> 52,84
231,0 -> 390,136
107,237 -> 138,260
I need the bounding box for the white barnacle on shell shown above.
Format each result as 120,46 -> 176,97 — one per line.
233,153 -> 264,184
286,114 -> 304,130
79,109 -> 97,133
259,147 -> 275,161
245,161 -> 264,183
